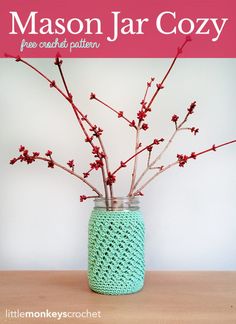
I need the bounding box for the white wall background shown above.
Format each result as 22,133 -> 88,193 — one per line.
0,58 -> 235,270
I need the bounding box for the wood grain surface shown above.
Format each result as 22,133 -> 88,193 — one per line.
0,271 -> 235,323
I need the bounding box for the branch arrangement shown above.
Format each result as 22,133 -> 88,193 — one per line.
8,36 -> 236,206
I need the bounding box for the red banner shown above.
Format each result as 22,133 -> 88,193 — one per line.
0,0 -> 236,57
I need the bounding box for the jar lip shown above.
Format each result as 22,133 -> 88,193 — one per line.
94,196 -> 139,202
94,197 -> 140,210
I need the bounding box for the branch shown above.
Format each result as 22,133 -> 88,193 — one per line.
133,140 -> 236,195
132,101 -> 197,193
146,37 -> 191,111
191,140 -> 236,158
142,77 -> 155,104
55,57 -> 113,199
92,95 -> 136,129
12,55 -> 110,199
128,78 -> 155,195
111,138 -> 164,176
128,37 -> 191,196
10,151 -> 103,197
54,55 -> 70,97
128,127 -> 141,195
133,161 -> 178,196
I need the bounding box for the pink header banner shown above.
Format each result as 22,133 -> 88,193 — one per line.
0,0 -> 236,58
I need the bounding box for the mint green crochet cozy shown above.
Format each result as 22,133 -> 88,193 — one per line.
88,208 -> 145,295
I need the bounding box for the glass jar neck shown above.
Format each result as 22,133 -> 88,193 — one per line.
94,197 -> 140,211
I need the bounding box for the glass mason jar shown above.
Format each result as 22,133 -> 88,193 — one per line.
88,197 -> 145,295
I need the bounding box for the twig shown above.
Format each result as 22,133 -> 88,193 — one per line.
133,140 -> 236,195
128,78 -> 154,195
14,56 -> 110,200
55,58 -> 113,200
12,155 -> 103,196
146,37 -> 191,111
133,161 -> 178,196
132,101 -> 196,193
128,38 -> 191,196
93,96 -> 136,128
112,139 -> 163,176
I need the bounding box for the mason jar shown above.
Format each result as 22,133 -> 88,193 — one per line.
88,197 -> 145,295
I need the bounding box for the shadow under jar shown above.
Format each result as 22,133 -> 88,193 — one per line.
88,197 -> 145,295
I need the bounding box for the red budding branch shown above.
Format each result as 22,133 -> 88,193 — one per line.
8,36 -> 235,203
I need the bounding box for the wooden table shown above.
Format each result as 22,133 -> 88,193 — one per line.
0,271 -> 235,323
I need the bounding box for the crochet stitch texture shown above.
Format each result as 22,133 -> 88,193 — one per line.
88,209 -> 145,295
